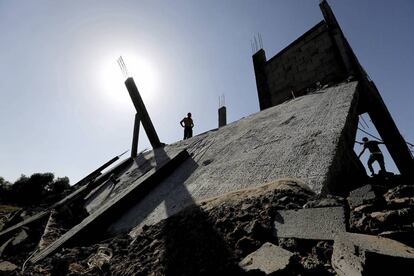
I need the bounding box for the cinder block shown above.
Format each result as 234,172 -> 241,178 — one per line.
273,206 -> 346,240
332,232 -> 414,276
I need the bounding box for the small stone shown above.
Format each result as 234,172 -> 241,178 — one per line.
0,261 -> 17,272
304,195 -> 345,208
278,238 -> 298,251
301,255 -> 324,274
385,185 -> 414,201
148,239 -> 160,250
369,211 -> 389,223
353,203 -> 376,213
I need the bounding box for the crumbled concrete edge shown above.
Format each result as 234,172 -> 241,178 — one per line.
199,178 -> 314,210
332,232 -> 414,276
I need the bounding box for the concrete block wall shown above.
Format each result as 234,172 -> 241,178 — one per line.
254,21 -> 347,109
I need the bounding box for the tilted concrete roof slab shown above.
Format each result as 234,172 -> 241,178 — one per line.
104,81 -> 361,236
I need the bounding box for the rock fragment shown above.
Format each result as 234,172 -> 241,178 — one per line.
0,261 -> 17,272
11,229 -> 28,246
239,242 -> 294,275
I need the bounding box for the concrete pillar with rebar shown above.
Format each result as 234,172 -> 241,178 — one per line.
218,106 -> 226,128
131,113 -> 140,157
124,77 -> 162,149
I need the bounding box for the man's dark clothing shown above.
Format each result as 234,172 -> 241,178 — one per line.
184,126 -> 193,140
363,141 -> 385,174
180,116 -> 194,140
364,141 -> 382,153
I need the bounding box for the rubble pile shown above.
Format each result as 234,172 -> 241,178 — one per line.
349,182 -> 414,248
0,177 -> 406,275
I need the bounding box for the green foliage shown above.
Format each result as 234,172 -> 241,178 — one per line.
0,173 -> 72,206
47,176 -> 70,194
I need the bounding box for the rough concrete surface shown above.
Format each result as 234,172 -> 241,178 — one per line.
103,81 -> 359,235
84,147 -> 179,214
239,242 -> 294,274
273,206 -> 346,240
31,150 -> 188,263
332,232 -> 414,276
347,184 -> 377,209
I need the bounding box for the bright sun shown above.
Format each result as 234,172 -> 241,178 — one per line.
98,52 -> 159,107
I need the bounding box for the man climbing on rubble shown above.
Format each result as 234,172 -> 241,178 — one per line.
357,137 -> 387,176
180,112 -> 194,140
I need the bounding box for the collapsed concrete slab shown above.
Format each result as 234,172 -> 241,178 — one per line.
30,149 -> 189,264
108,82 -> 363,236
332,232 -> 414,276
239,242 -> 294,275
273,206 -> 346,240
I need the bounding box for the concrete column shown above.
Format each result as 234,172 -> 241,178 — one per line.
253,49 -> 271,110
319,0 -> 357,77
218,106 -> 227,127
131,113 -> 140,158
124,77 -> 162,149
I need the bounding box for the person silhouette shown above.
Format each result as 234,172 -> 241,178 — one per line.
180,113 -> 194,140
357,137 -> 386,176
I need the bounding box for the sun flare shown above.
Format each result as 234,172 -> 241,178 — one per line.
98,52 -> 159,107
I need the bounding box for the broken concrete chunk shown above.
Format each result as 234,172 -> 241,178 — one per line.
0,261 -> 17,272
369,208 -> 414,225
11,229 -> 28,246
239,242 -> 294,275
87,246 -> 113,270
347,185 -> 377,209
273,206 -> 346,240
353,203 -> 376,213
387,197 -> 414,208
384,185 -> 414,201
332,232 -> 414,276
303,195 -> 345,208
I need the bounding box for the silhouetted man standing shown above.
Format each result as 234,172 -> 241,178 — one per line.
357,137 -> 386,176
180,112 -> 194,140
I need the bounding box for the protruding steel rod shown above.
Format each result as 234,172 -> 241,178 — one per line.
131,113 -> 140,157
124,77 -> 162,148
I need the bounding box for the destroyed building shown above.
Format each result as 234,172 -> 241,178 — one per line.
0,1 -> 413,275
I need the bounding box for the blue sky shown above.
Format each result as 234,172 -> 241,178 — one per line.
1,0 -> 413,183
